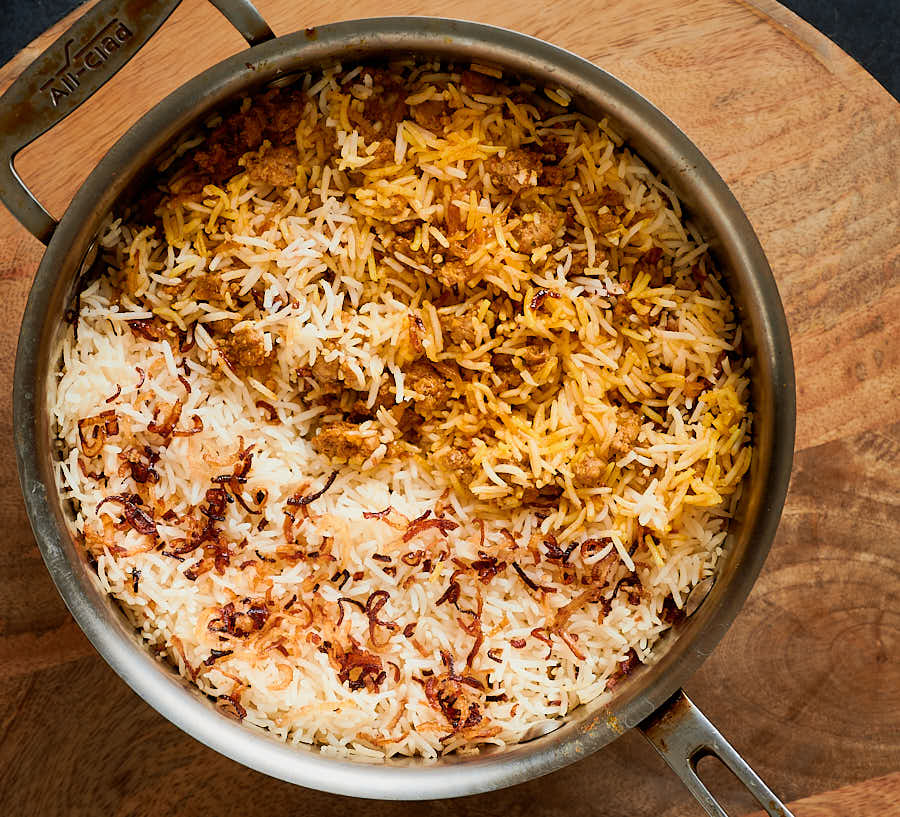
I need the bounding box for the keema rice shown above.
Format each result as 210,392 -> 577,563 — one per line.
52,60 -> 752,758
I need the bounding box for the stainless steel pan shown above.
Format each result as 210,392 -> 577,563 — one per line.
3,1 -> 796,813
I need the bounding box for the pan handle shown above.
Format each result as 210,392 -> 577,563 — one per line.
638,690 -> 795,817
0,0 -> 274,244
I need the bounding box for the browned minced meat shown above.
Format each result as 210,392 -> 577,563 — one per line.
236,88 -> 305,145
368,95 -> 408,136
264,94 -> 306,141
191,272 -> 242,306
404,361 -> 451,415
491,349 -> 516,372
535,136 -> 570,185
192,274 -> 221,303
433,259 -> 479,290
351,382 -> 402,418
440,312 -> 478,346
439,446 -> 477,483
609,409 -> 642,456
485,149 -> 542,193
390,236 -> 430,269
219,325 -> 271,369
312,334 -> 380,389
566,250 -> 591,279
459,70 -> 498,96
192,88 -> 305,181
243,145 -> 299,187
521,483 -> 563,504
565,250 -> 588,279
600,188 -> 625,208
311,350 -> 342,383
566,248 -> 611,278
573,456 -> 606,488
313,421 -> 380,461
574,188 -> 625,217
536,136 -> 567,162
392,218 -> 418,236
639,262 -> 666,288
411,99 -> 449,132
595,211 -> 620,234
193,115 -> 262,180
493,338 -> 554,371
539,164 -> 570,186
522,338 -> 554,368
348,79 -> 408,148
634,246 -> 666,287
511,210 -> 564,253
612,293 -> 635,321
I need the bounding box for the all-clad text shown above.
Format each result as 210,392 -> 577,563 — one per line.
39,20 -> 133,107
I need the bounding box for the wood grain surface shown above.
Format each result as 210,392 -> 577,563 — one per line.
0,1 -> 897,815
744,772 -> 900,817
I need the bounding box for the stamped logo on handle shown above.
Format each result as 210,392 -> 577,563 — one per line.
39,19 -> 133,107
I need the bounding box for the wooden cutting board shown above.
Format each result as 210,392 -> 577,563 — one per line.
0,1 -> 897,815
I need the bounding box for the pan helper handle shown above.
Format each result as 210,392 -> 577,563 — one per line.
0,0 -> 273,244
639,690 -> 795,817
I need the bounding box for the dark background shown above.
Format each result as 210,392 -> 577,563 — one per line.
0,0 -> 898,99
